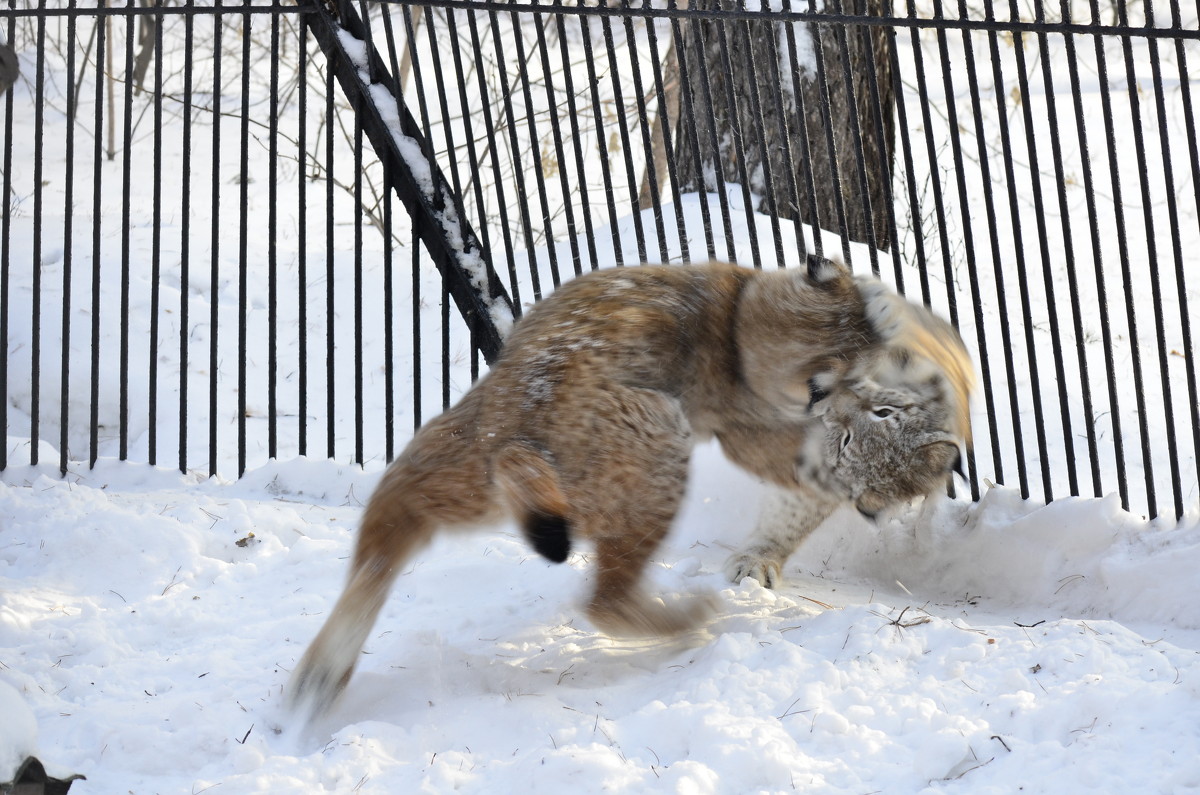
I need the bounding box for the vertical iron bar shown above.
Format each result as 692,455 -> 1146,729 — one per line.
777,0 -> 822,261
852,0 -> 902,280
887,7 -> 927,289
508,6 -> 564,283
618,1 -> 670,264
179,0 -> 195,472
1099,0 -> 1155,515
954,0 -> 1022,493
668,3 -> 719,262
1167,0 -> 1200,510
1056,0 -> 1112,499
30,0 -> 44,464
577,11 -> 627,265
1007,0 -> 1072,501
59,0 -> 78,474
930,0 -> 993,499
983,0 -> 1043,500
149,0 -> 164,467
551,2 -> 602,271
828,0 -> 879,272
0,1 -> 12,471
324,48 -> 335,460
598,6 -> 649,263
637,7 -> 690,264
709,3 -> 761,265
1034,0 -> 1102,498
354,103 -> 364,465
383,178 -> 394,461
237,4 -> 251,475
757,1 -> 805,267
297,14 -> 308,459
441,279 -> 450,410
412,217 -> 422,430
484,9 -> 544,292
209,4 -> 223,476
901,0 -> 945,304
732,0 -> 785,267
119,2 -> 135,462
377,8 -> 399,460
1136,0 -> 1187,518
353,0 -> 369,465
89,8 -> 105,468
805,16 -> 852,265
531,6 -> 585,274
464,7 -> 524,307
1081,0 -> 1131,510
268,9 -> 281,462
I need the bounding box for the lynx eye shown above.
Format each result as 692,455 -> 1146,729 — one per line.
871,406 -> 898,420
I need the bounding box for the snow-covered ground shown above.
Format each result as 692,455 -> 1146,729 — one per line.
2,443 -> 1199,793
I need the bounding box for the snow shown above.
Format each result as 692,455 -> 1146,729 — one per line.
0,679 -> 38,781
2,442 -> 1199,793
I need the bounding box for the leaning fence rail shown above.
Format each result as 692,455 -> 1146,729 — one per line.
1,0 -> 1197,521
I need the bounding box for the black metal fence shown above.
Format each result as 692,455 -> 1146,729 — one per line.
1,0 -> 1197,521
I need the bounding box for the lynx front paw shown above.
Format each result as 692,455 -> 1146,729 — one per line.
724,553 -> 783,589
588,589 -> 719,637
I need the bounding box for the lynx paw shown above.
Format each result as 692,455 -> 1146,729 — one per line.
588,589 -> 719,637
724,553 -> 782,589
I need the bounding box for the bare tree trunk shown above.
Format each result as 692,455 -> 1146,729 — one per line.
132,0 -> 156,93
673,0 -> 895,252
639,38 -> 680,208
106,13 -> 116,161
397,5 -> 424,93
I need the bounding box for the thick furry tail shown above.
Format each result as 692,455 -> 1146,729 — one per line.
494,444 -> 573,563
287,560 -> 397,726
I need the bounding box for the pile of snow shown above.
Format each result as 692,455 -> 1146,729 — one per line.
2,441 -> 1198,793
0,679 -> 38,782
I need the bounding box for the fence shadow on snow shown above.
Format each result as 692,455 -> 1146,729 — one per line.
1,0 -> 1197,521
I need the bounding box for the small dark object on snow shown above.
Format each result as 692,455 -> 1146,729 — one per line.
1,757 -> 84,795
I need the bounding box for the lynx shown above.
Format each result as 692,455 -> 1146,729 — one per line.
725,345 -> 973,588
287,257 -> 972,723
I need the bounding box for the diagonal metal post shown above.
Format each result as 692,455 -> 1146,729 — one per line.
303,0 -> 514,363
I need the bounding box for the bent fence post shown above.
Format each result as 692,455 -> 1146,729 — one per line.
303,0 -> 514,364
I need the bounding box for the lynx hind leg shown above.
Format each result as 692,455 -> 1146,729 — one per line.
576,388 -> 718,637
288,414 -> 498,725
725,485 -> 839,589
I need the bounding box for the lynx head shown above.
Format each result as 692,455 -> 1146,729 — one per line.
798,284 -> 975,519
800,367 -> 965,518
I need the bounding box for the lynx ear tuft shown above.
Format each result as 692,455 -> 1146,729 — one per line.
807,377 -> 830,411
857,277 -> 908,342
806,253 -> 850,284
916,436 -> 963,480
950,449 -> 966,479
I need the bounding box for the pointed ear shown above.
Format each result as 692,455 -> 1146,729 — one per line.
807,377 -> 830,413
917,432 -> 960,449
950,449 -> 966,479
918,436 -> 963,476
806,254 -> 849,283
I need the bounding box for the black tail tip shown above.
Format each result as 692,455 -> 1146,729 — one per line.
525,512 -> 571,563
